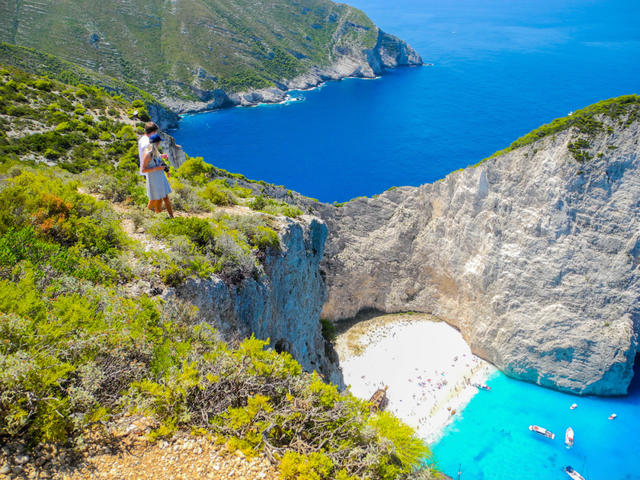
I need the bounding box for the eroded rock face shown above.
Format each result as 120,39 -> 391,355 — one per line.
171,215 -> 342,386
316,118 -> 640,395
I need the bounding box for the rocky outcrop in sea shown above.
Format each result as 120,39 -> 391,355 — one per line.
314,114 -> 640,396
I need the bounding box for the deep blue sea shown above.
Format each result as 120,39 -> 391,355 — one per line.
171,0 -> 640,477
170,0 -> 640,203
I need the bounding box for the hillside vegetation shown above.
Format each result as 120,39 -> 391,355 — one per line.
483,94 -> 640,162
0,65 -> 440,479
0,0 -> 380,101
0,43 -> 179,128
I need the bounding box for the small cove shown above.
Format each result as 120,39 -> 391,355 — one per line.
336,314 -> 640,480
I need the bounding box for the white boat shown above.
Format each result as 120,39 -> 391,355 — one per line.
529,425 -> 555,439
565,427 -> 574,448
565,466 -> 585,480
473,383 -> 491,391
609,413 -> 617,420
570,403 -> 577,410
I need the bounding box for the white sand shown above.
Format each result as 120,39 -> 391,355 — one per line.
336,314 -> 497,443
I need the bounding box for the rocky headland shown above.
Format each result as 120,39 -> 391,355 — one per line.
166,214 -> 343,387
0,0 -> 422,118
161,30 -> 422,114
312,102 -> 640,396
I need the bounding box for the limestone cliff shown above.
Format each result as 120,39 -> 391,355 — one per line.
164,215 -> 342,386
315,108 -> 640,396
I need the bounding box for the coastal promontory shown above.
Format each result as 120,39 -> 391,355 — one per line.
0,0 -> 422,114
315,97 -> 640,396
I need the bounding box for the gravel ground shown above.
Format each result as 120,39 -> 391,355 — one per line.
0,429 -> 280,480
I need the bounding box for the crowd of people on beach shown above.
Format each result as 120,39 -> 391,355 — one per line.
360,353 -> 492,434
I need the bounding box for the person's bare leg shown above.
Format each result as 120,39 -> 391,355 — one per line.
147,199 -> 155,211
154,199 -> 162,213
163,196 -> 174,218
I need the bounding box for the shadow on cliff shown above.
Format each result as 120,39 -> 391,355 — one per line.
333,308 -> 388,336
626,354 -> 640,399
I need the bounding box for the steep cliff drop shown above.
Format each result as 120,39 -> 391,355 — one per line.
316,100 -> 640,396
169,215 -> 343,387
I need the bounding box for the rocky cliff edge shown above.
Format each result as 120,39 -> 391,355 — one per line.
160,214 -> 343,387
315,107 -> 640,396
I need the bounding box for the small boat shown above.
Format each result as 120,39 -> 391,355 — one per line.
609,413 -> 617,420
570,403 -> 577,410
565,466 -> 585,480
473,383 -> 491,391
529,425 -> 555,439
565,427 -> 574,448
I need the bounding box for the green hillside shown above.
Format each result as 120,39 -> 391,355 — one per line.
0,43 -> 179,127
0,0 -> 379,100
0,64 -> 442,480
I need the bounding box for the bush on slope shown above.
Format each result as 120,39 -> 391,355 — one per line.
0,173 -> 437,480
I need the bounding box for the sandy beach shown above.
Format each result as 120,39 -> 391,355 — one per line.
335,313 -> 497,443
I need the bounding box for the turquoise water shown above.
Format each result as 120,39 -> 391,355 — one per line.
432,358 -> 640,479
170,0 -> 640,477
170,0 -> 640,203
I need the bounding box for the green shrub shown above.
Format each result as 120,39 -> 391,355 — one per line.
249,195 -> 268,211
81,169 -> 147,205
200,181 -> 237,206
250,225 -> 279,250
44,148 -> 61,160
249,196 -> 303,218
176,155 -> 213,185
152,216 -> 219,249
0,171 -> 125,255
0,227 -> 119,284
280,452 -> 333,480
35,79 -> 52,91
367,411 -> 432,477
137,108 -> 151,122
320,318 -> 336,343
481,95 -> 640,164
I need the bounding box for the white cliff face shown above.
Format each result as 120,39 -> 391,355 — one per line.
316,117 -> 640,396
172,215 -> 343,386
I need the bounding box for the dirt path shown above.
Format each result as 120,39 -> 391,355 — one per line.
0,433 -> 281,480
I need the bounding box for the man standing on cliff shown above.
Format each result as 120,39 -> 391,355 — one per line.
138,122 -> 173,216
138,122 -> 169,175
